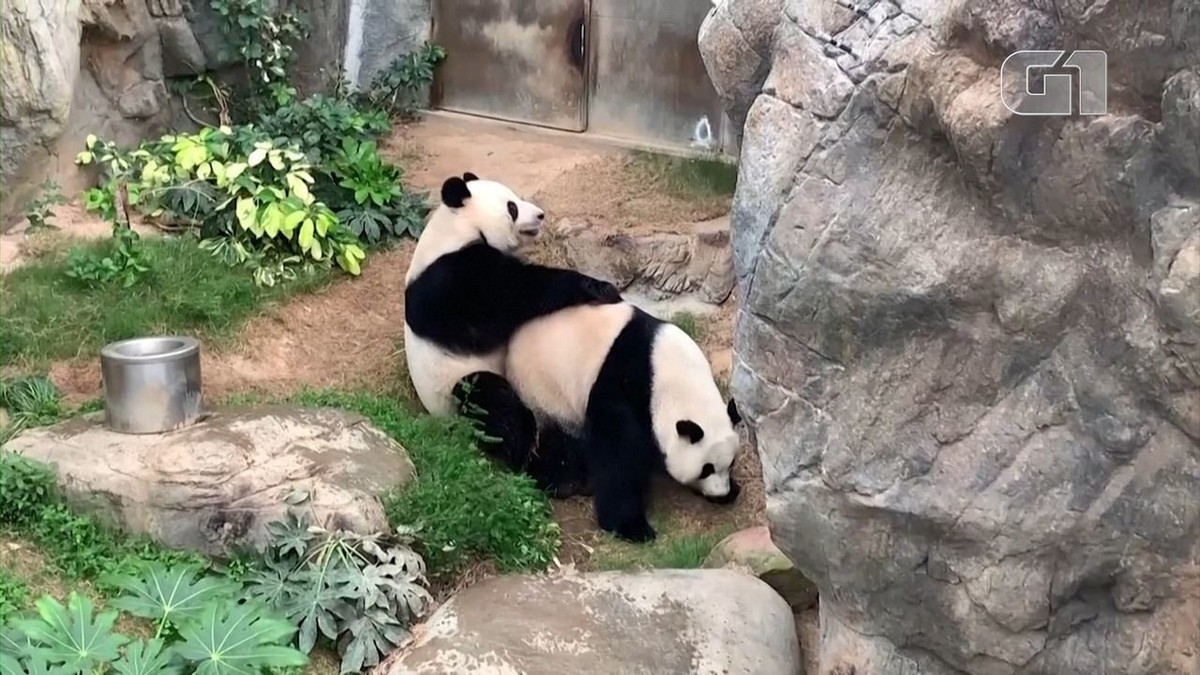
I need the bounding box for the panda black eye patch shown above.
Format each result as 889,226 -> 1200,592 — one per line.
698,463 -> 715,480
507,201 -> 518,221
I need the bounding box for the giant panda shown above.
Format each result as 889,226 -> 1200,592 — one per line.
403,172 -> 622,480
504,301 -> 743,542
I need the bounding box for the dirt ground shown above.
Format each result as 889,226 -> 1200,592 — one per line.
12,114 -> 760,569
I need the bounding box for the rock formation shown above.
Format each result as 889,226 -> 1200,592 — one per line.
5,405 -> 415,556
375,569 -> 801,675
701,0 -> 1200,673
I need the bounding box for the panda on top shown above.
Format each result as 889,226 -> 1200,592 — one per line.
504,301 -> 744,543
403,172 -> 622,485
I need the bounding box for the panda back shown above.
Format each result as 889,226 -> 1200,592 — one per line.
506,302 -> 636,430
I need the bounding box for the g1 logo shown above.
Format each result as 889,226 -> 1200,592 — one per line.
1000,50 -> 1108,116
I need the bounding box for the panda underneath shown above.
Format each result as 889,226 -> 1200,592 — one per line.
403,172 -> 622,483
505,301 -> 744,542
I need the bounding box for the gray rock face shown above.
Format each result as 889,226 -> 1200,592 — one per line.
374,569 -> 800,675
5,405 -> 414,556
701,1 -> 1200,674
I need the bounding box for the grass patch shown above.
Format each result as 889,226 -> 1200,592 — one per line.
629,150 -> 738,199
0,567 -> 29,624
589,516 -> 731,571
0,235 -> 330,367
669,311 -> 706,342
289,391 -> 559,576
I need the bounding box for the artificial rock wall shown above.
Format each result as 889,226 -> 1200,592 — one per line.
700,0 -> 1200,673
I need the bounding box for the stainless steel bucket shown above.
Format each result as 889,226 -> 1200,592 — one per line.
100,336 -> 203,434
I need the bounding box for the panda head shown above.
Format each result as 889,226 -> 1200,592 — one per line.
665,398 -> 744,505
440,172 -> 545,253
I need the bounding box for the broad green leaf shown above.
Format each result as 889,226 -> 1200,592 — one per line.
298,220 -> 314,249
247,147 -> 268,167
334,608 -> 410,675
264,204 -> 286,237
75,151 -> 94,165
309,237 -> 323,260
336,252 -> 361,276
285,174 -> 313,205
176,143 -> 208,171
174,600 -> 307,675
268,151 -> 285,171
14,592 -> 127,673
196,161 -> 213,180
282,209 -> 306,236
111,638 -> 181,675
0,652 -> 20,675
235,197 -> 256,231
225,163 -> 248,181
85,134 -> 97,149
103,563 -> 240,627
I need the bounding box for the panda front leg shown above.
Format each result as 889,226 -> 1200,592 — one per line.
583,407 -> 656,543
452,371 -> 537,471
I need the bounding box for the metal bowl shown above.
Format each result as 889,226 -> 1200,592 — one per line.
100,336 -> 203,434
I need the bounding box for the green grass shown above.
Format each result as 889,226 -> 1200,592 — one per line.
629,150 -> 738,199
589,515 -> 732,571
0,567 -> 29,624
669,311 -> 705,342
288,391 -> 559,576
0,235 -> 330,367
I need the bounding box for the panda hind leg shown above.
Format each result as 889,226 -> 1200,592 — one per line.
452,371 -> 537,472
531,422 -> 591,499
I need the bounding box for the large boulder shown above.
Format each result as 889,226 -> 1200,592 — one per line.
701,1 -> 1200,674
375,569 -> 800,675
5,405 -> 414,556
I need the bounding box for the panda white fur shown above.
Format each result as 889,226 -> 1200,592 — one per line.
403,172 -> 621,476
505,301 -> 743,542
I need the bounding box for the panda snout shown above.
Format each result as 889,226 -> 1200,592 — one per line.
697,476 -> 740,505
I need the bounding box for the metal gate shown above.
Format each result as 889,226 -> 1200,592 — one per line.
430,0 -> 589,131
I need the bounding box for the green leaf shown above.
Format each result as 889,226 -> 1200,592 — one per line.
247,147 -> 268,167
103,563 -> 241,627
176,143 -> 208,172
111,638 -> 182,675
225,163 -> 248,181
298,219 -> 314,249
173,600 -> 307,675
235,197 -> 256,231
0,653 -> 20,675
14,592 -> 127,673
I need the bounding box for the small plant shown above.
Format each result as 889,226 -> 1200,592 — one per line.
65,225 -> 151,288
363,43 -> 447,119
210,0 -> 308,117
0,376 -> 62,440
21,181 -> 67,233
670,311 -> 705,341
3,566 -> 307,675
243,508 -> 433,674
0,572 -> 29,625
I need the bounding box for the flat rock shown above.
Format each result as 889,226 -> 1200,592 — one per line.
375,569 -> 800,675
704,525 -> 818,611
5,405 -> 414,556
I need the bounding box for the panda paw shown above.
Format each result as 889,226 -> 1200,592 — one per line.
582,277 -> 622,304
611,519 -> 656,543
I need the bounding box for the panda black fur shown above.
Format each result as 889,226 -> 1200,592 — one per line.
403,172 -> 621,484
505,301 -> 743,542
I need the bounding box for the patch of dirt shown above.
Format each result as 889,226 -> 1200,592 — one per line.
0,202 -> 155,273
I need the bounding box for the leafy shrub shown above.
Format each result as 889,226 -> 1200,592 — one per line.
2,569 -> 307,675
362,43 -> 447,119
77,129 -> 367,284
0,572 -> 29,625
65,224 -> 151,288
242,510 -> 432,673
290,391 -> 560,574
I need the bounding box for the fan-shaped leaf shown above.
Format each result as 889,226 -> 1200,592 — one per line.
103,563 -> 240,627
111,638 -> 181,675
14,593 -> 127,673
174,600 -> 307,675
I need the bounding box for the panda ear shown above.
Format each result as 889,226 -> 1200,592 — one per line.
676,420 -> 704,444
441,176 -> 472,208
462,172 -> 479,182
727,399 -> 742,426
